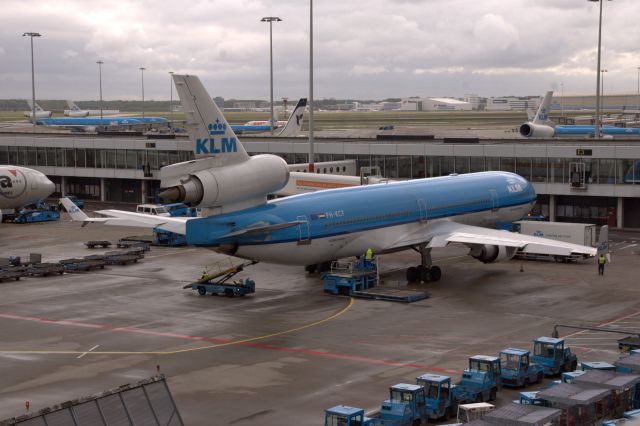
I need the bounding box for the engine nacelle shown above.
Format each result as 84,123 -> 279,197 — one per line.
519,123 -> 555,138
469,244 -> 518,263
159,154 -> 289,212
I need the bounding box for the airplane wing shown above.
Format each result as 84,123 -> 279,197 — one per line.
60,198 -> 191,235
389,220 -> 597,257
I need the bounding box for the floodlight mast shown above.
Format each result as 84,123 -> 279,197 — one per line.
22,32 -> 41,130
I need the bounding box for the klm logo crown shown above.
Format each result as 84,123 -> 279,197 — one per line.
208,119 -> 227,135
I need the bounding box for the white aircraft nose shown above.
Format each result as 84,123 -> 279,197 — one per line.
41,175 -> 55,197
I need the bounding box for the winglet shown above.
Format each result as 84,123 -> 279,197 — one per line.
278,98 -> 307,136
596,225 -> 609,256
60,197 -> 89,222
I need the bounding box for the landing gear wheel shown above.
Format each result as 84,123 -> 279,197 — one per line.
420,267 -> 431,283
416,264 -> 424,278
305,264 -> 317,274
197,286 -> 206,296
429,265 -> 442,281
406,267 -> 418,283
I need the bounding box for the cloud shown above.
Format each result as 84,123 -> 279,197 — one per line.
62,49 -> 79,59
0,0 -> 638,99
351,65 -> 388,75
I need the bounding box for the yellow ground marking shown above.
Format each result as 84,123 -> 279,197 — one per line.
0,297 -> 355,356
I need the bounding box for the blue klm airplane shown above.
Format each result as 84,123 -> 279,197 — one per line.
520,91 -> 640,138
62,75 -> 599,282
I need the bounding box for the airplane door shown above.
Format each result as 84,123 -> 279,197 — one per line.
297,215 -> 310,244
490,189 -> 499,212
417,199 -> 428,221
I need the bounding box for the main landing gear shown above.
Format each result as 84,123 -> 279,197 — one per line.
406,244 -> 441,283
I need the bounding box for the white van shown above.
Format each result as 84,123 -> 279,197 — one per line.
136,204 -> 170,217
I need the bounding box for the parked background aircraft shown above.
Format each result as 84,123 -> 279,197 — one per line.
231,98 -> 306,135
64,100 -> 120,117
36,115 -> 168,132
520,91 -> 640,138
0,166 -> 55,221
63,75 -> 599,282
23,100 -> 52,120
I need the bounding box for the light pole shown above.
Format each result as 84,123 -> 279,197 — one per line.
22,32 -> 41,129
169,71 -> 174,130
601,69 -> 608,108
261,16 -> 282,134
97,60 -> 104,120
560,82 -> 564,117
636,67 -> 639,111
308,0 -> 315,172
140,67 -> 146,120
588,0 -> 611,139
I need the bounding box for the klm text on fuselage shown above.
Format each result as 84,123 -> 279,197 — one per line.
195,137 -> 238,155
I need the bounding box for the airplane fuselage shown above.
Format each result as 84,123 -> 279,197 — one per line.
0,166 -> 55,210
186,171 -> 536,265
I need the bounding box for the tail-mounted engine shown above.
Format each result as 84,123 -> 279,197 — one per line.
159,154 -> 289,214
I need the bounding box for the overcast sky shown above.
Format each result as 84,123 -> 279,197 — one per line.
1,0 -> 639,101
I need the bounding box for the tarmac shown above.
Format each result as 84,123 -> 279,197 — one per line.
0,212 -> 639,425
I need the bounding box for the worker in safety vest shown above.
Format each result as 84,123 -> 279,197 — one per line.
598,254 -> 606,276
365,248 -> 373,261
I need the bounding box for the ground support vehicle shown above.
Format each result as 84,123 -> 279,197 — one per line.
85,241 -> 111,249
185,260 -> 258,297
59,258 -> 106,272
416,374 -> 457,421
537,382 -> 617,425
482,402 -> 562,425
572,369 -> 640,413
103,251 -> 143,265
581,361 -> 616,371
322,256 -> 377,296
454,355 -> 501,403
324,405 -> 374,426
322,257 -> 429,303
561,370 -> 587,383
25,263 -> 64,276
153,228 -> 187,246
372,384 -> 428,426
323,384 -> 427,426
117,239 -> 151,252
14,208 -> 59,223
616,353 -> 640,374
512,221 -> 596,262
456,402 -> 495,422
618,337 -> 640,352
519,391 -> 552,407
0,266 -> 25,282
499,348 -> 545,387
532,337 -> 578,376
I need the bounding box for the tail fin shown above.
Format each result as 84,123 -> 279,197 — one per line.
596,225 -> 609,255
532,91 -> 553,124
66,100 -> 80,111
278,98 -> 307,137
172,74 -> 250,166
60,197 -> 89,221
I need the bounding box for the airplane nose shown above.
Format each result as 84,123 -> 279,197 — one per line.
42,176 -> 55,197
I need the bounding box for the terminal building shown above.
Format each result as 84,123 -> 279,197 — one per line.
0,133 -> 639,228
